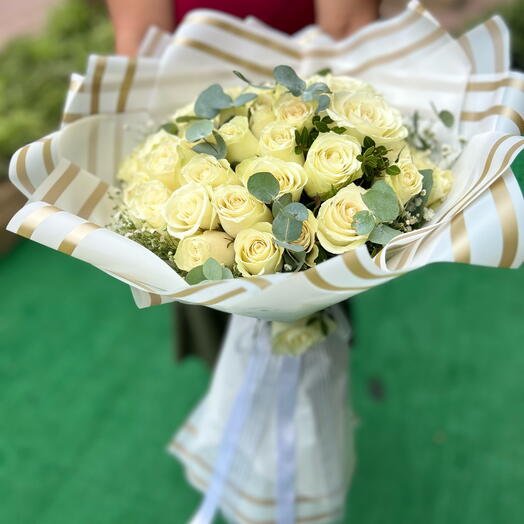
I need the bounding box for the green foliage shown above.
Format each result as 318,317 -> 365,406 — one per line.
0,0 -> 113,178
273,65 -> 306,96
161,122 -> 178,135
353,210 -> 376,235
247,172 -> 280,203
362,181 -> 400,223
294,115 -> 345,155
185,119 -> 214,142
368,223 -> 401,245
272,202 -> 308,243
192,131 -> 227,159
356,136 -> 400,188
430,102 -> 455,128
194,83 -> 257,119
185,257 -> 233,285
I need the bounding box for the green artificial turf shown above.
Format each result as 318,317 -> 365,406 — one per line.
1,152 -> 523,523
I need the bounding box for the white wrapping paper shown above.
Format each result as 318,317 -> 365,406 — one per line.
170,308 -> 354,524
6,0 -> 524,323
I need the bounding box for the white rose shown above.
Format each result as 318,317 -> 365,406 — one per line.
274,92 -> 315,129
174,230 -> 234,272
291,210 -> 317,253
304,132 -> 362,198
219,116 -> 259,163
327,92 -> 408,145
234,222 -> 283,277
134,129 -> 187,189
117,151 -> 149,185
428,167 -> 453,206
307,73 -> 376,96
213,185 -> 273,237
162,182 -> 218,239
317,184 -> 370,254
272,314 -> 336,356
181,154 -> 239,187
258,121 -> 304,164
123,179 -> 171,230
385,149 -> 423,205
249,92 -> 277,138
236,155 -> 307,201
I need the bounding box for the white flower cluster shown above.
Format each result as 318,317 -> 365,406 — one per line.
117,71 -> 454,279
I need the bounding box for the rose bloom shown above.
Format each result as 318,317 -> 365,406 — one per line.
428,167 -> 453,206
213,184 -> 272,237
258,121 -> 304,164
236,155 -> 307,201
291,210 -> 319,267
274,92 -> 315,129
219,115 -> 259,163
249,92 -> 277,138
134,129 -> 189,189
328,92 -> 408,145
234,222 -> 283,277
317,184 -> 370,254
174,230 -> 234,272
272,315 -> 336,356
162,182 -> 218,239
307,73 -> 375,95
181,154 -> 239,187
123,179 -> 171,230
385,149 -> 423,205
304,132 -> 362,198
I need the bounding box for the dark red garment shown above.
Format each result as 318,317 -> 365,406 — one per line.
174,0 -> 316,34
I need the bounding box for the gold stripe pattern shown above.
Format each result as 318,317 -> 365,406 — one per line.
17,205 -> 61,239
116,58 -> 137,113
15,145 -> 35,194
170,280 -> 224,299
90,56 -> 107,115
42,163 -> 80,204
142,27 -> 164,58
149,293 -> 163,306
450,212 -> 471,264
346,28 -> 446,76
87,121 -> 98,174
461,105 -> 524,134
173,36 -> 273,76
490,177 -> 519,267
77,181 -> 109,220
41,138 -> 54,174
199,287 -> 245,305
304,267 -> 370,292
58,222 -> 101,256
467,77 -> 524,93
485,18 -> 505,73
62,113 -> 84,124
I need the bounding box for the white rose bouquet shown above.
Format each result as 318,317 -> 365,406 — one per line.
113,65 -> 456,285
6,2 -> 524,523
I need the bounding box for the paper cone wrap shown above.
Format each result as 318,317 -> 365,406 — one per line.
6,0 -> 524,322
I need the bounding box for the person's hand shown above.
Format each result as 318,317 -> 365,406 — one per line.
106,0 -> 174,56
315,0 -> 381,40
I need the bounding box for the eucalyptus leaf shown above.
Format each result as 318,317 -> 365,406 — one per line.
438,110 -> 454,128
247,172 -> 280,203
368,224 -> 401,245
232,92 -> 257,107
212,131 -> 227,159
185,119 -> 214,142
352,210 -> 376,235
195,84 -> 233,118
362,181 -> 400,222
274,239 -> 305,252
316,94 -> 330,113
281,202 -> 308,222
175,115 -> 202,123
161,122 -> 178,135
202,257 -> 223,281
185,265 -> 206,285
272,213 -> 302,243
271,193 -> 293,217
222,267 -> 234,279
192,141 -> 221,158
273,65 -> 306,96
232,70 -> 272,89
283,249 -> 307,272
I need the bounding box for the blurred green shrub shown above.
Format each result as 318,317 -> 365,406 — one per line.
497,0 -> 524,71
0,0 -> 112,178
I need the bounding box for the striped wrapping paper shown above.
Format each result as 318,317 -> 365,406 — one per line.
6,0 -> 524,323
